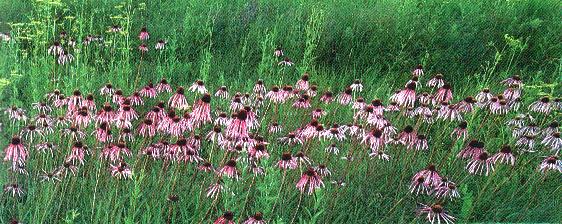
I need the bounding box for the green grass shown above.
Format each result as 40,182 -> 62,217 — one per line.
0,0 -> 561,223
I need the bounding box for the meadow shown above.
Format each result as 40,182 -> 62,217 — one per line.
0,0 -> 561,223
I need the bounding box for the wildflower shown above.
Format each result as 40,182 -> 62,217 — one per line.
350,79 -> 363,92
218,159 -> 240,180
100,83 -> 115,96
67,141 -> 87,165
542,132 -> 561,154
48,41 -> 63,56
274,46 -> 283,57
110,162 -> 133,179
109,25 -> 122,33
138,27 -> 149,40
369,150 -> 391,161
277,152 -> 297,170
138,43 -> 148,53
433,83 -> 453,105
337,87 -> 353,105
451,121 -> 468,140
268,122 -> 282,133
307,85 -> 318,97
296,167 -> 325,195
39,169 -> 62,182
500,75 -> 522,86
59,161 -> 79,177
315,164 -> 331,177
409,176 -> 431,195
320,91 -> 333,103
192,94 -> 212,126
457,140 -> 484,159
466,151 -> 494,176
278,57 -> 294,66
433,178 -> 460,200
20,124 -> 43,142
412,64 -> 424,76
325,143 -> 339,155
168,87 -> 188,109
243,212 -> 266,224
295,73 -> 310,91
427,74 -> 445,88
214,211 -> 235,224
411,134 -> 429,151
416,203 -> 456,224
215,86 -> 229,99
539,156 -> 561,173
128,92 -> 144,106
226,109 -> 250,142
156,78 -> 172,93
278,132 -> 303,146
3,183 -> 25,197
189,80 -> 208,94
392,83 -> 416,108
155,40 -> 166,50
492,145 -> 516,166
112,90 -> 124,104
311,108 -> 327,119
475,88 -> 493,107
139,82 -> 157,98
3,136 -> 27,169
398,125 -> 417,146
352,97 -> 366,110
57,50 -> 74,65
528,96 -> 553,114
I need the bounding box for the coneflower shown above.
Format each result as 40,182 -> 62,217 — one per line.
294,151 -> 312,166
293,95 -> 311,109
189,80 -> 207,94
369,150 -> 391,161
406,76 -> 420,89
138,43 -> 148,53
475,88 -> 493,107
39,169 -> 62,182
168,87 -> 188,110
32,102 -> 52,114
409,176 -> 431,195
323,126 -> 346,141
307,85 -> 318,97
412,64 -> 424,77
450,121 -> 468,140
110,162 -> 132,179
296,167 -> 325,195
350,79 -> 363,92
109,25 -> 122,33
100,83 -> 115,96
139,82 -> 157,98
48,41 -> 63,56
515,135 -> 536,152
67,141 -> 87,165
214,211 -> 235,224
457,140 -> 484,159
265,86 -> 285,103
218,159 -> 240,180
274,46 -> 283,57
119,128 -> 134,142
138,27 -> 149,40
362,129 -> 385,151
248,143 -> 269,160
128,92 -> 144,106
278,57 -> 294,66
311,108 -> 327,119
427,74 -> 445,88
94,122 -> 112,143
215,86 -> 229,99
538,156 -> 561,173
112,89 -> 124,104
320,91 -> 334,103
492,145 -> 516,166
295,73 -> 310,91
156,78 -> 172,93
20,124 -> 43,142
416,203 -> 456,224
393,83 -> 417,108
433,178 -> 460,200
155,39 -> 166,50
542,132 -> 561,154
3,183 -> 25,197
277,152 -> 297,170
500,75 -> 522,86
243,212 -> 266,224
315,164 -> 331,177
226,109 -> 250,142
279,132 -> 303,146
466,151 -> 494,176
337,87 -> 353,105
3,136 -> 27,169
352,97 -> 366,110
433,83 -> 453,105
62,125 -> 86,141
36,142 -> 57,156
140,144 -> 161,160
206,181 -> 225,199
528,96 -> 553,114
398,125 -> 417,146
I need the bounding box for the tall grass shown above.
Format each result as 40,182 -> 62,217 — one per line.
0,0 -> 560,223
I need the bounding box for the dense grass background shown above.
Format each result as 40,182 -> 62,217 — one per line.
0,0 -> 560,223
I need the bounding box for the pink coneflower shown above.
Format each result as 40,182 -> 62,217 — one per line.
109,25 -> 122,33
67,90 -> 83,109
226,109 -> 250,142
437,103 -> 463,121
409,176 -> 431,195
138,27 -> 149,40
197,161 -> 214,172
450,121 -> 468,140
432,83 -> 453,105
315,164 -> 331,177
475,88 -> 493,107
59,161 -> 78,177
218,159 -> 239,180
253,79 -> 266,96
112,89 -> 124,105
206,126 -> 225,144
82,94 -> 96,110
268,122 -> 282,133
352,97 -> 366,110
274,46 -> 283,57
296,167 -> 324,195
278,57 -> 294,66
156,78 -> 172,93
311,108 -> 327,119
515,135 -> 536,152
215,86 -> 229,99
323,126 -> 346,141
517,123 -> 540,137
542,121 -> 559,137
155,39 -> 166,50
4,183 -> 25,197
20,124 -> 43,142
3,136 -> 27,168
492,145 -> 516,166
362,129 -> 385,150
278,132 -> 303,146
295,73 -> 310,91
406,76 -> 420,89
457,140 -> 484,159
206,181 -> 225,199
416,203 -> 456,224
294,151 -> 311,166
489,98 -> 509,115
168,87 -> 188,109
427,74 -> 445,88
138,119 -> 156,137
248,143 -> 269,160
140,144 -> 161,160
138,43 -> 148,53
337,88 -> 353,105
325,143 -> 340,155
417,92 -> 432,105
189,80 -> 207,94
539,156 -> 561,173
467,151 -> 494,176
433,178 -> 460,200
101,142 -> 132,162
119,128 -> 134,142
57,50 -> 74,65
214,112 -> 229,126
369,150 -> 391,161
393,83 -> 417,108
350,79 -> 363,92
67,141 -> 87,165
32,102 -> 52,114
214,211 -> 235,224
73,108 -> 92,127
320,91 -> 334,103
410,134 -> 429,151
117,103 -> 138,122
413,164 -> 442,187
307,85 -> 318,97
502,85 -> 521,102
229,97 -> 243,112
528,96 -> 553,114
110,162 -> 132,179
192,94 -> 212,126
62,125 -> 86,141
293,95 -> 311,109
412,64 -> 424,76
36,142 -> 57,156
127,92 -> 143,106
277,152 -> 297,170
96,103 -> 115,124
100,83 -> 115,96
139,82 -> 157,98
48,41 -> 63,56
94,122 -> 112,143
398,125 -> 417,145
455,96 -> 476,113
243,212 -> 265,224
542,132 -> 561,154
500,75 -> 522,86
